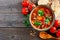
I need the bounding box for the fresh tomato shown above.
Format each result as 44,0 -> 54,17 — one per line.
41,17 -> 45,24
56,30 -> 60,37
57,21 -> 60,27
42,17 -> 45,21
50,27 -> 57,33
45,24 -> 48,28
22,1 -> 29,7
22,7 -> 29,15
45,8 -> 50,14
28,3 -> 36,11
54,20 -> 59,28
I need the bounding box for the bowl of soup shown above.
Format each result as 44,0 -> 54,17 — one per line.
29,5 -> 55,31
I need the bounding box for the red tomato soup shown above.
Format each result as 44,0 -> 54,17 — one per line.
31,6 -> 53,29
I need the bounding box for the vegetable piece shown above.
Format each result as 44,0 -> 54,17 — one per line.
47,22 -> 51,25
38,10 -> 44,16
45,8 -> 50,14
56,30 -> 60,37
50,27 -> 57,33
28,3 -> 36,11
32,20 -> 34,24
22,7 -> 29,15
22,1 -> 29,7
41,25 -> 45,28
37,16 -> 43,21
45,24 -> 48,28
34,21 -> 42,26
45,19 -> 50,24
46,16 -> 51,21
23,19 -> 30,27
33,13 -> 36,16
41,16 -> 45,22
54,20 -> 59,28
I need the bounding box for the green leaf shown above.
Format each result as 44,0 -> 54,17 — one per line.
23,14 -> 30,19
46,16 -> 52,21
34,21 -> 42,26
45,19 -> 50,24
23,14 -> 30,27
38,10 -> 44,16
46,16 -> 50,20
27,14 -> 30,18
23,19 -> 30,27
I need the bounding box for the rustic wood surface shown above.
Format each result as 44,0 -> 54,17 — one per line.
0,0 -> 25,27
0,28 -> 42,40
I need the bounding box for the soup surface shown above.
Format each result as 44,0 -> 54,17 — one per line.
31,6 -> 53,29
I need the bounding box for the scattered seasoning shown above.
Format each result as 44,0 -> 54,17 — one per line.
30,33 -> 35,36
29,30 -> 37,37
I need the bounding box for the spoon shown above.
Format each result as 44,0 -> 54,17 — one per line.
39,32 -> 60,40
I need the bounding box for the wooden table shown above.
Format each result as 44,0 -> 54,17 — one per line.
0,28 -> 42,40
0,0 -> 57,40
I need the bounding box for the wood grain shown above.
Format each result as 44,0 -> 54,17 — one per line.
0,28 -> 41,40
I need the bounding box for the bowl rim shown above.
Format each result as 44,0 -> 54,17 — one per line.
29,5 -> 55,31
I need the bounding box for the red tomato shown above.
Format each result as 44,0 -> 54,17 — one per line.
57,21 -> 60,27
42,17 -> 45,21
50,27 -> 57,33
45,8 -> 50,14
41,17 -> 45,24
22,1 -> 29,7
44,12 -> 47,17
45,24 -> 48,28
28,3 -> 36,11
22,7 -> 29,15
54,20 -> 59,28
56,30 -> 60,37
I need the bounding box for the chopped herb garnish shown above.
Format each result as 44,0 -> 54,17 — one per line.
34,21 -> 42,26
23,19 -> 30,27
46,16 -> 52,21
38,10 -> 44,16
45,19 -> 50,24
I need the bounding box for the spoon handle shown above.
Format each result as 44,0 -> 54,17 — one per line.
50,37 -> 60,40
54,38 -> 60,40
